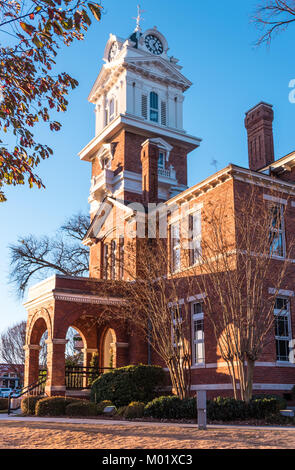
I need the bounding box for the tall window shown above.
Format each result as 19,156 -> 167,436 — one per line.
119,239 -> 124,280
269,205 -> 285,257
102,243 -> 109,280
150,92 -> 159,122
191,302 -> 205,365
158,151 -> 165,169
171,305 -> 183,349
110,240 -> 117,280
189,210 -> 202,266
171,222 -> 181,273
274,297 -> 292,362
109,98 -> 115,122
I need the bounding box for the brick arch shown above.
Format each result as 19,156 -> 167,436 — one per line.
26,307 -> 53,346
100,326 -> 117,369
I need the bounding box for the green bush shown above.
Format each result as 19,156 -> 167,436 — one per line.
91,364 -> 165,407
123,402 -> 145,419
21,395 -> 43,415
207,396 -> 281,421
252,394 -> 287,410
144,396 -> 196,420
35,396 -> 80,416
65,400 -> 98,417
97,400 -> 114,415
0,398 -> 8,410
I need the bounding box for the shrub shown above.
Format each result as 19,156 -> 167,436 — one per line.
144,396 -> 186,420
0,398 -> 8,410
123,402 -> 145,419
97,400 -> 114,415
207,397 -> 247,421
207,396 -> 281,421
65,401 -> 97,417
252,394 -> 287,411
21,395 -> 43,415
35,396 -> 80,416
91,364 -> 165,407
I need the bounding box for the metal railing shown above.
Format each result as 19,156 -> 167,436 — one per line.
65,365 -> 112,390
7,374 -> 47,415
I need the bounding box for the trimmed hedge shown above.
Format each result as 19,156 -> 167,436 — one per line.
144,396 -> 196,420
252,394 -> 287,410
65,401 -> 98,417
123,402 -> 145,419
35,396 -> 81,416
0,398 -> 8,410
91,364 -> 165,407
97,400 -> 114,415
207,397 -> 281,421
143,395 -> 281,421
21,395 -> 43,415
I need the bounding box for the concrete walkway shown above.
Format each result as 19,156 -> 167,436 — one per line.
1,413 -> 295,432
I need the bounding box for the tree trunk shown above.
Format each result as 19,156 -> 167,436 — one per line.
245,359 -> 255,403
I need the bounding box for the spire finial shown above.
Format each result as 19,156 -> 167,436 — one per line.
133,4 -> 145,32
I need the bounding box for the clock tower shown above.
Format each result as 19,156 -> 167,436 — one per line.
79,25 -> 201,216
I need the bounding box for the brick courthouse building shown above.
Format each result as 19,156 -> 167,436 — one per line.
24,25 -> 295,398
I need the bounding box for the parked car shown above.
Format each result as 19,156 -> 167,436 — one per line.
0,387 -> 13,398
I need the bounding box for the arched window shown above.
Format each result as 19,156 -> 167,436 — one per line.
150,92 -> 159,122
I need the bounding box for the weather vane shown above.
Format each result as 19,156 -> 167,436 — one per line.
133,4 -> 145,32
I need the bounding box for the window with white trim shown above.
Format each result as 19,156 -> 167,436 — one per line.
158,151 -> 165,169
109,98 -> 115,122
102,243 -> 109,280
189,210 -> 201,266
150,92 -> 159,122
119,239 -> 124,280
171,222 -> 181,273
269,205 -> 285,258
274,297 -> 292,362
110,240 -> 117,280
170,304 -> 183,349
191,302 -> 205,365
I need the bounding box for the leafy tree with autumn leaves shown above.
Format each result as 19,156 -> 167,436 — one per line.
0,0 -> 103,202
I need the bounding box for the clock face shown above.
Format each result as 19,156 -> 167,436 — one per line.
108,42 -> 118,61
145,34 -> 164,55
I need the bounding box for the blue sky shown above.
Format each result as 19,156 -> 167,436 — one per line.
1,0 -> 295,333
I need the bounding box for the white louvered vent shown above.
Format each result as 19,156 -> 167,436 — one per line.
141,94 -> 148,119
161,101 -> 167,126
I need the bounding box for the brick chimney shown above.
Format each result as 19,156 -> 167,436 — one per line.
244,102 -> 275,171
141,139 -> 159,204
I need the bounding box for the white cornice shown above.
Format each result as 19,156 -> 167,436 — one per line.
166,164 -> 295,207
24,290 -> 126,311
79,114 -> 201,162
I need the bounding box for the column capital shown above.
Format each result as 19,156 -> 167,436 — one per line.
23,344 -> 41,351
82,348 -> 99,354
45,338 -> 68,345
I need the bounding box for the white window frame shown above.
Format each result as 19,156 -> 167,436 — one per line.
269,204 -> 286,259
110,240 -> 117,280
191,302 -> 205,366
274,297 -> 292,363
150,91 -> 159,123
189,210 -> 202,266
170,222 -> 181,273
